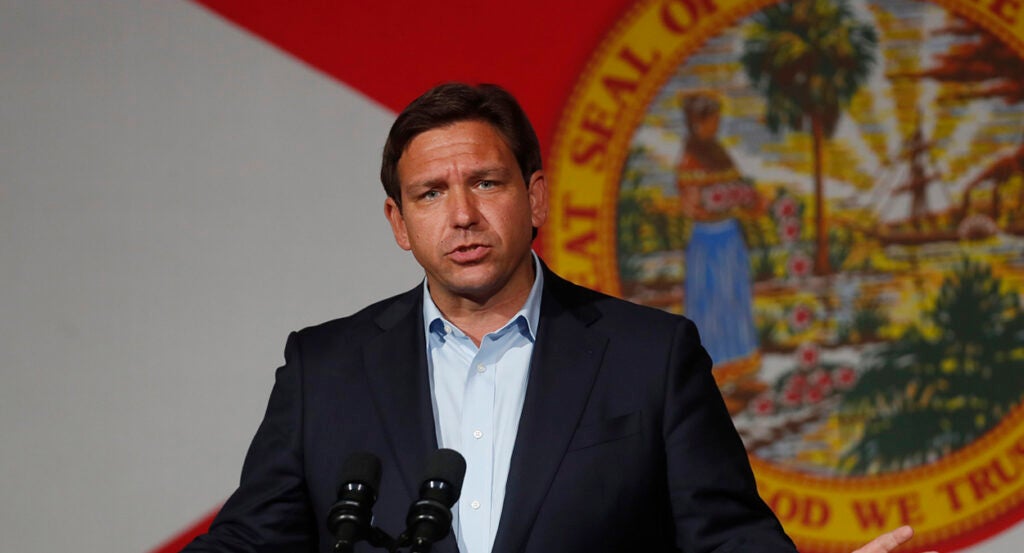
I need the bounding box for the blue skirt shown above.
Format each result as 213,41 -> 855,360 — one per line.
684,219 -> 759,365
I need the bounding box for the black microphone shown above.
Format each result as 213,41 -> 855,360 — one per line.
327,451 -> 382,553
403,448 -> 467,553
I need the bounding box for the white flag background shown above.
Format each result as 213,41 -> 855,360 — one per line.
1,2 -> 417,551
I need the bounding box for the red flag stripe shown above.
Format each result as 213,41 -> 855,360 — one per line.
189,0 -> 633,154
149,505 -> 219,553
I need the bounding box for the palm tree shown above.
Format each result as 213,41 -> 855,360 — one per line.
741,0 -> 877,275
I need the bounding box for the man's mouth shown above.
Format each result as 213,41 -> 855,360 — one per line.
447,244 -> 489,263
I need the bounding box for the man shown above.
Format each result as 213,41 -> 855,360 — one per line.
185,83 -> 932,553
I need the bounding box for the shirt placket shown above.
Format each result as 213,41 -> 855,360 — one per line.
459,337 -> 498,553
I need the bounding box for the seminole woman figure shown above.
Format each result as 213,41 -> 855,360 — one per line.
677,92 -> 763,412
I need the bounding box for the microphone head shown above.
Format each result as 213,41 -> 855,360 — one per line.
403,449 -> 467,545
338,451 -> 382,494
328,451 -> 382,547
420,448 -> 466,507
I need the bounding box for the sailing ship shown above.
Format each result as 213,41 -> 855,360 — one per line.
848,109 -> 1024,245
867,122 -> 959,245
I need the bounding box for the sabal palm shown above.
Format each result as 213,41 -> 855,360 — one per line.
741,0 -> 877,275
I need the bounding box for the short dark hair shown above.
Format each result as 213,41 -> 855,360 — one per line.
380,83 -> 542,208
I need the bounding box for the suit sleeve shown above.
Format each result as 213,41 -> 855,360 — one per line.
183,332 -> 316,552
663,319 -> 797,553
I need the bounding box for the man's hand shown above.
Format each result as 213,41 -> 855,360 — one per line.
852,525 -> 938,553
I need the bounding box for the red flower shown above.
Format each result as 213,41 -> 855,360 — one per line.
788,252 -> 811,278
790,303 -> 814,330
804,386 -> 824,404
753,395 -> 775,415
810,369 -> 832,394
704,186 -> 726,211
774,196 -> 798,219
834,366 -> 857,389
796,343 -> 819,368
780,219 -> 800,243
782,387 -> 802,407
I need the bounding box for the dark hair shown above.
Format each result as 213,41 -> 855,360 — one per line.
380,83 -> 542,208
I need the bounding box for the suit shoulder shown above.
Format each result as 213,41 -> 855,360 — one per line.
291,285 -> 420,343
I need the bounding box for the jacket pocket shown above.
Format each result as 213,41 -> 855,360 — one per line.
566,411 -> 642,452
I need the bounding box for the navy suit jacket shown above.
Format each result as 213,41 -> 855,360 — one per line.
185,267 -> 796,553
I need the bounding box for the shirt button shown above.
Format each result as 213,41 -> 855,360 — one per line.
473,429 -> 483,439
444,324 -> 452,334
470,500 -> 481,510
476,364 -> 486,373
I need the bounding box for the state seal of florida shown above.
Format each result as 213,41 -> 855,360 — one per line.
543,1 -> 1024,551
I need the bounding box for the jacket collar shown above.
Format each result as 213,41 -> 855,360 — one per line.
362,287 -> 459,552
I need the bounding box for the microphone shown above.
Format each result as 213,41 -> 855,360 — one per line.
403,448 -> 467,553
327,451 -> 382,553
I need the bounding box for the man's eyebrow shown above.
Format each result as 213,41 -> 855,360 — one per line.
404,166 -> 515,190
466,166 -> 514,180
406,176 -> 445,189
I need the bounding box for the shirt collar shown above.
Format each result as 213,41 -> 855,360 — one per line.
422,252 -> 544,342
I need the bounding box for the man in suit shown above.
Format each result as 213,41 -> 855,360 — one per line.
184,83 -> 932,553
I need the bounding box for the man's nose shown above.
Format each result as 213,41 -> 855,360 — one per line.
449,187 -> 480,227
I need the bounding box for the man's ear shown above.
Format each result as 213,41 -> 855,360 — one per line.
528,170 -> 549,229
384,197 -> 411,251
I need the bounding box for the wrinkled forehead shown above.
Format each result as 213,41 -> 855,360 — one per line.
396,120 -> 519,187
399,118 -> 514,160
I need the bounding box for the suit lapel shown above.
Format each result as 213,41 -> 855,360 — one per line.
492,271 -> 608,553
363,294 -> 460,553
361,287 -> 438,503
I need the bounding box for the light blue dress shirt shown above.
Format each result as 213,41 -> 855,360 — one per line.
422,254 -> 543,553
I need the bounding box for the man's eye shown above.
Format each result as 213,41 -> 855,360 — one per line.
422,190 -> 440,200
478,180 -> 496,189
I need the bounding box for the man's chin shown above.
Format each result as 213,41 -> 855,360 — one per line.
428,260 -> 532,304
434,272 -> 508,302
449,279 -> 503,301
